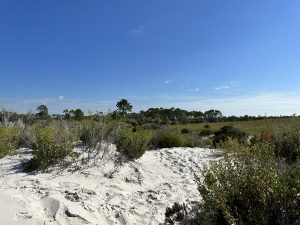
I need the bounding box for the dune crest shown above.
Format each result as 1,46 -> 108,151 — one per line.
0,147 -> 217,225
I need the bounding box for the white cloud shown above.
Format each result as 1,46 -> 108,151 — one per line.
214,81 -> 240,91
214,85 -> 230,90
165,80 -> 172,84
58,95 -> 64,101
130,25 -> 144,35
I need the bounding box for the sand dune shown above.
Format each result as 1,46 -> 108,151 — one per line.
0,147 -> 217,225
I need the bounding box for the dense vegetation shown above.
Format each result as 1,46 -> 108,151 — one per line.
1,99 -> 298,126
1,100 -> 300,224
165,127 -> 300,225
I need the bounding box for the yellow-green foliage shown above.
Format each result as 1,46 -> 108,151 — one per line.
157,134 -> 183,148
79,120 -> 118,149
0,126 -> 20,158
172,117 -> 300,136
273,124 -> 300,163
151,127 -> 211,148
196,140 -> 300,225
115,129 -> 152,159
252,124 -> 300,163
25,125 -> 74,171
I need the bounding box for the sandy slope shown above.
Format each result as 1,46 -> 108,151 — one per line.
0,147 -> 218,225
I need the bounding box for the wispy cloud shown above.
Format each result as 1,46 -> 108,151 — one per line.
165,80 -> 172,84
214,81 -> 239,91
58,95 -> 64,101
130,25 -> 144,35
214,85 -> 230,90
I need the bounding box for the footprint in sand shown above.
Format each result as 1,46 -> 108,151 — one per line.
15,211 -> 32,220
59,182 -> 81,189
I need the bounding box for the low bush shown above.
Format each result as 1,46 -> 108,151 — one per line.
0,126 -> 20,158
199,129 -> 213,136
181,134 -> 209,148
252,125 -> 300,163
151,128 -> 183,149
24,125 -> 74,172
273,125 -> 300,163
78,120 -> 119,162
115,129 -> 152,159
151,127 -> 209,148
79,122 -> 100,148
181,128 -> 189,134
213,125 -> 247,146
194,140 -> 300,225
157,134 -> 183,148
204,124 -> 211,129
259,130 -> 274,143
17,125 -> 36,149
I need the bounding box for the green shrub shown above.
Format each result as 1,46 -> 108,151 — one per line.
79,121 -> 118,148
273,125 -> 300,163
0,126 -> 20,158
252,125 -> 300,163
157,134 -> 183,148
24,126 -> 74,172
195,140 -> 300,225
154,128 -> 209,148
204,124 -> 211,129
181,128 -> 189,134
115,129 -> 152,159
213,125 -> 247,146
200,128 -> 213,136
79,122 -> 99,147
181,134 -> 208,148
17,125 -> 36,149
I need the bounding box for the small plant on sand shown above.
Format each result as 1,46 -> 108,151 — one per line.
78,120 -> 119,164
17,123 -> 36,149
157,134 -> 183,148
0,126 -> 20,158
115,129 -> 152,159
151,128 -> 183,148
24,125 -> 74,172
165,202 -> 188,224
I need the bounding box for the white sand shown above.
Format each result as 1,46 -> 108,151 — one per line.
0,147 -> 218,225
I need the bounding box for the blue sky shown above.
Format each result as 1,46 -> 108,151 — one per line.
1,0 -> 300,115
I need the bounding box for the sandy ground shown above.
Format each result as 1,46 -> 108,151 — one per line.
0,147 -> 218,225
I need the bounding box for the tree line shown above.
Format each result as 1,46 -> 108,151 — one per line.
0,98 -> 296,125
